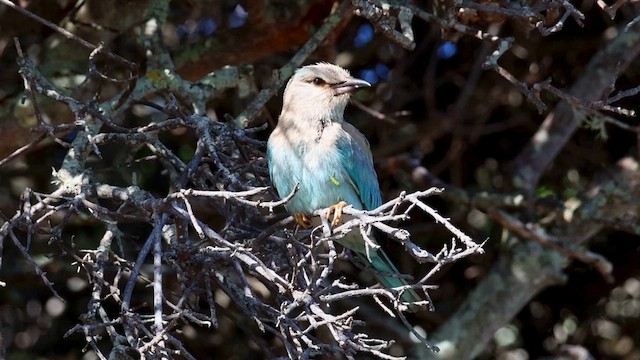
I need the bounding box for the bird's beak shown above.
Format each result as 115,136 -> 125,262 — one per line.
331,77 -> 371,95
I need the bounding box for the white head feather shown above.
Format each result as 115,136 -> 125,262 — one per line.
280,63 -> 370,125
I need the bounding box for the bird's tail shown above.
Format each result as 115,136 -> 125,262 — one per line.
330,224 -> 423,310
355,248 -> 423,305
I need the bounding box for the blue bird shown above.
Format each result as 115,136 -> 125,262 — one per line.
267,63 -> 421,305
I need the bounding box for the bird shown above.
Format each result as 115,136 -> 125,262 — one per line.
267,63 -> 421,305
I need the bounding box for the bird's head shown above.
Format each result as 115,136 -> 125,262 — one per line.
281,63 -> 371,123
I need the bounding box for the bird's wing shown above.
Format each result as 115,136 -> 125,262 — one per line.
336,123 -> 383,211
267,127 -> 299,199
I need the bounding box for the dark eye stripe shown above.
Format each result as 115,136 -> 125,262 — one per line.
312,77 -> 325,85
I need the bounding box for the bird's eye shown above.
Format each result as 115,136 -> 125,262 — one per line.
312,78 -> 325,85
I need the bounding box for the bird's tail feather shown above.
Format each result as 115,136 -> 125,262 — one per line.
332,227 -> 423,308
355,249 -> 422,305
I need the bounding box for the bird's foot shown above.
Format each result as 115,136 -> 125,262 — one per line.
327,201 -> 347,227
294,213 -> 312,228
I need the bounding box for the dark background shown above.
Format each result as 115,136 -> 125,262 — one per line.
0,0 -> 639,359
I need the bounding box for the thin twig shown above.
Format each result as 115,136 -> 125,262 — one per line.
0,0 -> 136,70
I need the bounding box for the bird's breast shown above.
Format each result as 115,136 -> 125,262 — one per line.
268,122 -> 362,214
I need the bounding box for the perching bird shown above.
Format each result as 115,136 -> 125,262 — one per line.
267,63 -> 421,305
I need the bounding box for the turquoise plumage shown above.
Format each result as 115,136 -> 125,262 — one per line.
267,63 -> 420,304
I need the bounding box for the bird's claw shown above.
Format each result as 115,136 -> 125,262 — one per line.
327,201 -> 347,227
294,213 -> 312,228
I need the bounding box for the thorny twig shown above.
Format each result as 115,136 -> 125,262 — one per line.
3,132 -> 482,359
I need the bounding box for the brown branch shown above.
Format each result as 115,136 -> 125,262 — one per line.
488,209 -> 613,281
